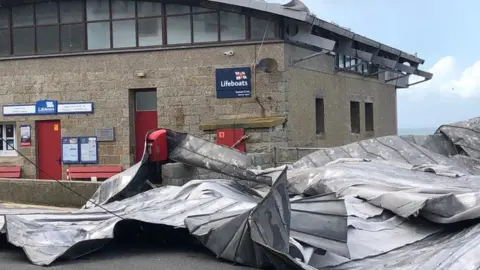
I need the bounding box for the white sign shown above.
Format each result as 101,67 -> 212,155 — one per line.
2,105 -> 36,116
58,103 -> 94,114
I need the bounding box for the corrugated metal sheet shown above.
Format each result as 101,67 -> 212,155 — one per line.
1,118 -> 480,269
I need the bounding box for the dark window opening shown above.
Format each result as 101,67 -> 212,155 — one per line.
315,98 -> 325,135
365,102 -> 374,132
350,101 -> 360,134
335,53 -> 379,76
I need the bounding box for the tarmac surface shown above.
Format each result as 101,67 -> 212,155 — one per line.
0,222 -> 257,270
0,240 -> 257,270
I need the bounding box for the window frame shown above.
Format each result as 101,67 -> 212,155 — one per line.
0,1 -> 281,57
335,53 -> 379,76
0,123 -> 18,157
365,102 -> 374,132
350,101 -> 360,134
315,98 -> 325,135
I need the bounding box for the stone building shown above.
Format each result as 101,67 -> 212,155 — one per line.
0,0 -> 432,179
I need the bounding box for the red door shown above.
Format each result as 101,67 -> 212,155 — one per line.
134,90 -> 158,162
37,120 -> 62,180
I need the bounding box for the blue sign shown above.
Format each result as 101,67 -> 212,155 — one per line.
215,67 -> 252,99
36,100 -> 58,115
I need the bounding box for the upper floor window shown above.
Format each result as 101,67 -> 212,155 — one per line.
0,1 -> 280,57
335,53 -> 379,76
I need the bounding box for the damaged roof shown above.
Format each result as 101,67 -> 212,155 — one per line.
1,117 -> 480,269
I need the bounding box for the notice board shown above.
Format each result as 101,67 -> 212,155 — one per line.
79,136 -> 99,164
61,137 -> 79,164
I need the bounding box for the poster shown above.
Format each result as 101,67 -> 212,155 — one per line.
62,137 -> 79,164
20,125 -> 32,146
79,136 -> 98,164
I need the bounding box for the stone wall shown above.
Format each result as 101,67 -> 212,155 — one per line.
283,44 -> 398,147
0,42 -> 399,179
0,178 -> 100,208
0,43 -> 286,179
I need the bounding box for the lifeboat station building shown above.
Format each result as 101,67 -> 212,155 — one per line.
0,0 -> 432,179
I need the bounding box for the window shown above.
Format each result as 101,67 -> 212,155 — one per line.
220,11 -> 245,41
350,101 -> 360,134
167,15 -> 191,44
251,17 -> 276,40
0,124 -> 17,156
335,53 -> 379,76
0,1 -> 280,57
135,91 -> 157,111
315,98 -> 325,135
193,12 -> 218,43
365,102 -> 374,132
138,18 -> 163,46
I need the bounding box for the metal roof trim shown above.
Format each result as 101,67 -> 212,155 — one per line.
207,0 -> 425,64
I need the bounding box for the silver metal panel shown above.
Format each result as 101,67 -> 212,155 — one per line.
385,71 -> 409,88
395,62 -> 416,74
414,69 -> 434,79
372,56 -> 398,69
355,50 -> 373,62
379,44 -> 401,56
248,0 -> 268,11
320,22 -> 355,39
352,35 -> 379,49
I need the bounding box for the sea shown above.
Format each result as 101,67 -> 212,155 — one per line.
398,127 -> 437,136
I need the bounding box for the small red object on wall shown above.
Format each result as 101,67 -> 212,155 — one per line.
147,129 -> 168,162
216,128 -> 246,152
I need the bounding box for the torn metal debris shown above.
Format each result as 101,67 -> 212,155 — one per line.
1,117 -> 480,269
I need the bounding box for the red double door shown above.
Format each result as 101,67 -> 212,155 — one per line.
134,90 -> 158,163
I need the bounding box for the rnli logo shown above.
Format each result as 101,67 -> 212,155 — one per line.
235,71 -> 247,80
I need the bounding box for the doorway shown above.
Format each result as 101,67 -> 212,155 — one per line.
134,89 -> 158,163
36,120 -> 62,180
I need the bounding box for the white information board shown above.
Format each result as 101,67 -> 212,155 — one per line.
79,137 -> 98,164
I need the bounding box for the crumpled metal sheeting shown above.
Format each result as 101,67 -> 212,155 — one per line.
185,168 -> 311,270
327,223 -> 480,270
166,130 -> 272,185
291,136 -> 475,174
289,193 -> 349,258
288,159 -> 480,223
437,117 -> 480,159
4,180 -> 261,266
0,203 -> 72,234
400,134 -> 458,158
288,196 -> 443,269
85,129 -> 271,209
84,162 -> 145,209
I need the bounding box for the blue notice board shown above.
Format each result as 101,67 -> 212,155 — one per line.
215,67 -> 252,99
61,137 -> 79,164
79,136 -> 99,164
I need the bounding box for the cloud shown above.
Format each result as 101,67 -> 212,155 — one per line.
407,57 -> 480,98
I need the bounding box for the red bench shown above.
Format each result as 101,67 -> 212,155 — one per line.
68,166 -> 123,181
0,166 -> 21,178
